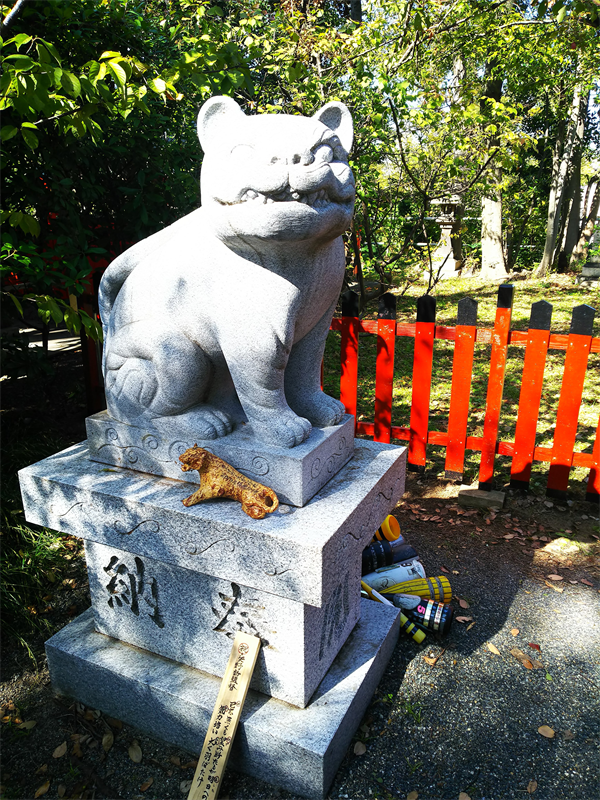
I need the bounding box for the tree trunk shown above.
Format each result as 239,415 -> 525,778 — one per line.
536,85 -> 582,276
570,179 -> 600,268
480,62 -> 508,281
555,152 -> 581,272
350,0 -> 362,23
481,169 -> 507,280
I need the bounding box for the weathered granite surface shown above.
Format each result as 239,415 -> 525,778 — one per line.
99,96 -> 355,451
85,540 -> 359,707
85,411 -> 355,507
46,599 -> 401,799
19,439 -> 407,608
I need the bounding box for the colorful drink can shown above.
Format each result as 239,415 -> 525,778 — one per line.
372,515 -> 402,542
404,599 -> 454,635
380,576 -> 452,603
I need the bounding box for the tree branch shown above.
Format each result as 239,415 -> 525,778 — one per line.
1,0 -> 33,38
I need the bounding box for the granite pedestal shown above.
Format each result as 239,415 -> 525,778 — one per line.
20,436 -> 407,794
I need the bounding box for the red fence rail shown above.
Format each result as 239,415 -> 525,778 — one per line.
330,284 -> 599,503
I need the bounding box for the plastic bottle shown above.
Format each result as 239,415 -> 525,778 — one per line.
362,558 -> 426,592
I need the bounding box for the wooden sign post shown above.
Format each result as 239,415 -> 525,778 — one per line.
187,632 -> 261,800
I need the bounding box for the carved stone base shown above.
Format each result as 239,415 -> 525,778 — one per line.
46,600 -> 401,800
85,411 -> 356,507
84,540 -> 359,707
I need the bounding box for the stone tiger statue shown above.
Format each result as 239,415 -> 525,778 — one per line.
99,96 -> 355,449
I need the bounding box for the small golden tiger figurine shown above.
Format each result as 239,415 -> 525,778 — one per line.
179,445 -> 279,520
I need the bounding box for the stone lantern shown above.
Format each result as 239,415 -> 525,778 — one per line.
426,195 -> 464,281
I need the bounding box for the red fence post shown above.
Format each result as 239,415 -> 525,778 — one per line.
374,293 -> 397,444
445,297 -> 478,481
408,295 -> 436,472
546,305 -> 596,499
510,300 -> 552,490
586,415 -> 600,504
478,284 -> 514,490
339,290 -> 360,432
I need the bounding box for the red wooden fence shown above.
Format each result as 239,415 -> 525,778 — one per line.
331,285 -> 599,503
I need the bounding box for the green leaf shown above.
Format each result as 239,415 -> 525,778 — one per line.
148,77 -> 166,94
99,51 -> 121,61
3,54 -> 36,72
1,125 -> 18,141
88,61 -> 107,85
21,127 -> 38,150
8,33 -> 33,48
61,71 -> 81,97
107,60 -> 127,89
38,39 -> 61,64
6,292 -> 24,316
556,6 -> 566,22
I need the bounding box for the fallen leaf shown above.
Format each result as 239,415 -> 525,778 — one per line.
528,643 -> 541,651
52,741 -> 67,759
511,648 -> 533,669
544,580 -> 563,592
467,621 -> 476,631
538,725 -> 555,738
102,732 -> 114,752
581,579 -> 593,586
72,740 -> 83,758
35,764 -> 48,775
527,779 -> 538,794
129,741 -> 143,763
140,778 -> 154,791
181,760 -> 198,770
170,755 -> 181,767
180,780 -> 193,793
18,720 -> 37,730
407,792 -> 419,800
353,741 -> 366,755
511,628 -> 520,636
547,574 -> 563,581
34,780 -> 50,798
563,730 -> 575,740
487,643 -> 501,656
531,660 -> 544,669
58,785 -> 66,798
504,534 -> 515,540
459,598 -> 470,609
423,648 -> 446,667
441,566 -> 450,573
459,794 -> 471,800
455,616 -> 473,623
106,717 -> 123,730
452,570 -> 460,575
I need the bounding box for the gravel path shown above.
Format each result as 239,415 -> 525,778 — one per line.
2,480 -> 599,800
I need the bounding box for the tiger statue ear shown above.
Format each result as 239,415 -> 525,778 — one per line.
197,96 -> 245,154
313,101 -> 353,153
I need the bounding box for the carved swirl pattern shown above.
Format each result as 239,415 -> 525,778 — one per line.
112,519 -> 160,536
249,456 -> 269,476
57,501 -> 84,519
310,437 -> 347,481
142,434 -> 159,451
184,538 -> 236,556
168,440 -> 195,462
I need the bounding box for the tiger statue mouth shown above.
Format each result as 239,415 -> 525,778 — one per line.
221,186 -> 349,208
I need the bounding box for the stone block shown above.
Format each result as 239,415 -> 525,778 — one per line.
46,599 -> 401,800
85,412 -> 356,508
458,485 -> 505,510
19,439 -> 407,608
85,540 -> 359,708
